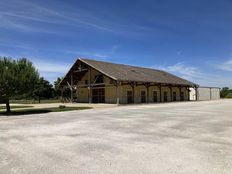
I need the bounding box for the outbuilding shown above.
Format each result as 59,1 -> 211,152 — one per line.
60,58 -> 198,104
190,87 -> 220,101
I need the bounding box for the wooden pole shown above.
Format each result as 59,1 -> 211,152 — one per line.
130,82 -> 135,104
179,86 -> 182,101
132,83 -> 135,104
6,99 -> 11,113
195,87 -> 198,101
116,81 -> 120,105
61,88 -> 64,103
169,86 -> 173,102
159,84 -> 162,102
187,87 -> 190,101
147,86 -> 149,103
88,68 -> 92,103
210,87 -> 212,100
145,83 -> 150,103
70,73 -> 73,103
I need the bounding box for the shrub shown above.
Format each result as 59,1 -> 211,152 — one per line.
59,105 -> 66,109
225,93 -> 232,98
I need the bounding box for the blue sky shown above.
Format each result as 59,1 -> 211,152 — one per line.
0,0 -> 232,87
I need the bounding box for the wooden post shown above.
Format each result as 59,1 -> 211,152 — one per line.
132,83 -> 135,104
6,99 -> 10,113
129,82 -> 135,104
169,86 -> 173,102
147,86 -> 149,103
70,73 -> 73,103
195,87 -> 198,101
187,87 -> 190,101
145,83 -> 150,103
116,81 -> 120,105
159,84 -> 162,102
210,87 -> 212,100
88,68 -> 92,103
61,88 -> 64,103
179,86 -> 182,101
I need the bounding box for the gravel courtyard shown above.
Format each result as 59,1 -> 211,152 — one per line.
0,100 -> 232,174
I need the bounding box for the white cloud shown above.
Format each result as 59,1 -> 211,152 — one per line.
152,62 -> 199,80
216,59 -> 232,72
0,0 -> 153,35
151,62 -> 231,88
33,60 -> 71,74
0,13 -> 61,34
31,59 -> 72,84
64,45 -> 120,60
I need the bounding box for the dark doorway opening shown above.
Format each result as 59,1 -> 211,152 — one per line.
127,91 -> 133,104
141,91 -> 146,103
173,92 -> 177,101
153,91 -> 158,102
180,92 -> 184,101
92,88 -> 105,103
164,91 -> 168,102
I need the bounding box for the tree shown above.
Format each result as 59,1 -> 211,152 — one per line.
0,57 -> 39,112
32,77 -> 54,103
54,77 -> 63,98
220,87 -> 232,98
225,93 -> 232,98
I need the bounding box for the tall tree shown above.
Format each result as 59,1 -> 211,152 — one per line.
0,57 -> 39,112
54,77 -> 63,97
33,77 -> 54,103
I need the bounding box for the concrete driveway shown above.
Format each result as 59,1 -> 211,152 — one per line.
0,100 -> 232,174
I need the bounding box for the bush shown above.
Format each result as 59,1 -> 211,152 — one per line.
225,93 -> 232,98
220,87 -> 232,98
59,105 -> 66,109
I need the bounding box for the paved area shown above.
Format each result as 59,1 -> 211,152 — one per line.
0,100 -> 232,174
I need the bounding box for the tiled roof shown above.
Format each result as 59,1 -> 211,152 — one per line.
61,58 -> 197,86
80,58 -> 197,86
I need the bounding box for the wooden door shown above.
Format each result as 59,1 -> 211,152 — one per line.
173,92 -> 177,101
92,88 -> 105,103
180,92 -> 184,101
127,91 -> 133,104
153,91 -> 158,102
164,91 -> 168,102
141,91 -> 146,103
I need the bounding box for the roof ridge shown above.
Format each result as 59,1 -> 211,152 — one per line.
79,57 -> 165,72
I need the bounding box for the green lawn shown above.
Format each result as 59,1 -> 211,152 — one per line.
10,99 -> 61,104
0,105 -> 33,110
0,107 -> 92,116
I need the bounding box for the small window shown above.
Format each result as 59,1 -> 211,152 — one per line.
95,75 -> 104,83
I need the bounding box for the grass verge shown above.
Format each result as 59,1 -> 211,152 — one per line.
0,105 -> 33,110
0,107 -> 92,116
10,99 -> 61,104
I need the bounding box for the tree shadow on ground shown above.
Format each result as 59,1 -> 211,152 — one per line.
0,107 -> 92,116
0,109 -> 51,116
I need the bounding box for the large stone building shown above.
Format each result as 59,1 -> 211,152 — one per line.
60,58 -> 198,104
